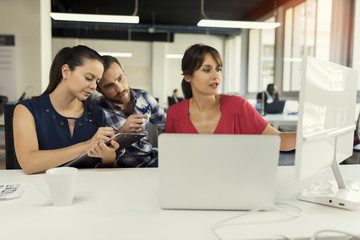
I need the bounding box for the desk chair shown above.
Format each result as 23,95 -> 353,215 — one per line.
4,103 -> 21,169
148,122 -> 160,148
167,96 -> 183,108
0,95 -> 8,115
167,96 -> 174,108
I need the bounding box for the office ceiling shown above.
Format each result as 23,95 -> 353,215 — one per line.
51,0 -> 290,41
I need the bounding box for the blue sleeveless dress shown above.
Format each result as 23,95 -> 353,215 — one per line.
18,94 -> 106,151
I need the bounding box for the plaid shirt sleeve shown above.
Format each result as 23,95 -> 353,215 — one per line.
93,90 -> 165,167
147,93 -> 166,132
103,108 -> 126,132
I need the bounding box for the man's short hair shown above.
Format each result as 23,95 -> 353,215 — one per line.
97,56 -> 123,91
101,55 -> 122,72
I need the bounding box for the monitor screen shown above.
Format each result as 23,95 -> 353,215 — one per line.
294,56 -> 360,210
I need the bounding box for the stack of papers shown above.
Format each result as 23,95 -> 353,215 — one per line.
0,184 -> 27,200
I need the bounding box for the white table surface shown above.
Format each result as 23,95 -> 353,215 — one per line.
262,113 -> 298,122
262,113 -> 298,129
1,166 -> 360,240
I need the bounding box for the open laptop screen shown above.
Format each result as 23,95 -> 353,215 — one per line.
266,100 -> 286,114
159,134 -> 280,210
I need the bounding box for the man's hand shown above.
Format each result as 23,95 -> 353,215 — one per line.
118,114 -> 148,133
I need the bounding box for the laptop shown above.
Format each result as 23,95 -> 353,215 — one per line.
159,134 -> 280,210
266,100 -> 286,114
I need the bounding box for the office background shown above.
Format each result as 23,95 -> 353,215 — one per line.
1,0 -> 359,101
1,0 -> 360,168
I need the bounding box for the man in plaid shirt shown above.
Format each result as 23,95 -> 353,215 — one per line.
94,56 -> 166,167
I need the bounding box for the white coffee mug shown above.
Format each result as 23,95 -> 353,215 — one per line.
45,167 -> 78,207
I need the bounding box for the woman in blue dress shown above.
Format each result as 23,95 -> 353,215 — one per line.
13,45 -> 119,174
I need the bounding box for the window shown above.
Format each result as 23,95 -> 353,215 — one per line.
352,0 -> 360,90
247,17 -> 276,93
282,0 -> 332,92
224,35 -> 242,94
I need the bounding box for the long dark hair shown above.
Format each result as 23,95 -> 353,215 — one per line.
42,45 -> 103,95
181,44 -> 223,99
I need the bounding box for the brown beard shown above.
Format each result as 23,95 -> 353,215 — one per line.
107,89 -> 131,104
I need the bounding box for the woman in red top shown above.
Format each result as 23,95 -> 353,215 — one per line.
165,44 -> 296,151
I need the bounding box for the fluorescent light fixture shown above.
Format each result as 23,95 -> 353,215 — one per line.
197,19 -> 281,29
99,52 -> 133,58
50,12 -> 139,24
166,54 -> 183,59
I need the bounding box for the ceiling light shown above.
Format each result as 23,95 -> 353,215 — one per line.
50,13 -> 139,24
197,19 -> 281,29
198,0 -> 281,30
99,52 -> 133,58
50,0 -> 140,24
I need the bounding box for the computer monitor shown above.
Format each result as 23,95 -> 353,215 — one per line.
295,56 -> 360,210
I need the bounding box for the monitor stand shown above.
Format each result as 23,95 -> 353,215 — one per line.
297,139 -> 360,211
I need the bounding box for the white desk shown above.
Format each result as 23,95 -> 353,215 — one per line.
263,113 -> 298,129
1,166 -> 360,240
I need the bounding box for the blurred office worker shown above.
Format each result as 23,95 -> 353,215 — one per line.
168,89 -> 183,107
